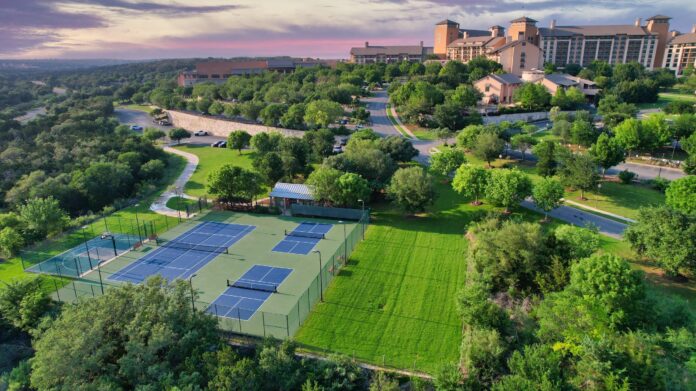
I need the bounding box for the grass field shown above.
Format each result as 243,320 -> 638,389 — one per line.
296,181 -> 488,373
565,181 -> 665,220
172,145 -> 269,197
116,103 -> 154,112
385,104 -> 412,139
166,196 -> 198,211
637,91 -> 696,109
0,153 -> 186,286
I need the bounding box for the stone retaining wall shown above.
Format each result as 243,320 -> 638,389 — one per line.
166,110 -> 304,138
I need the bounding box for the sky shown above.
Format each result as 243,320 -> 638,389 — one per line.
1,0 -> 695,60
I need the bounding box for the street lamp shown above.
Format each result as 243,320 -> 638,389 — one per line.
188,274 -> 197,312
312,250 -> 323,302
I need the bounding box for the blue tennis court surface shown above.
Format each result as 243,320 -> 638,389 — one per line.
207,265 -> 293,320
109,222 -> 255,284
272,222 -> 333,255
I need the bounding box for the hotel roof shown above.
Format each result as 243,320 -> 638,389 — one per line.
668,32 -> 696,45
539,24 -> 654,37
511,16 -> 538,23
488,73 -> 523,85
436,19 -> 459,26
350,45 -> 430,56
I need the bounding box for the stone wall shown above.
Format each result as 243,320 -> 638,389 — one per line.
482,110 -> 574,125
166,110 -> 305,138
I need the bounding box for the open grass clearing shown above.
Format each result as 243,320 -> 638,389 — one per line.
636,91 -> 696,109
172,144 -> 269,198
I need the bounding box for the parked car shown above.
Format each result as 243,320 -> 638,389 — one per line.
130,125 -> 143,131
332,145 -> 343,154
356,124 -> 364,129
339,138 -> 348,146
219,141 -> 227,148
158,120 -> 171,126
194,130 -> 208,136
211,141 -> 223,147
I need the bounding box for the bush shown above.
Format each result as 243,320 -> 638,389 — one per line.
618,170 -> 636,184
649,177 -> 671,193
663,101 -> 695,114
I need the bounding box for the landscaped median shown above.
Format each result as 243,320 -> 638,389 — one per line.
385,103 -> 416,139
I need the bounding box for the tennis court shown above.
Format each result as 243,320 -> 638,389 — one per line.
25,233 -> 138,278
272,222 -> 333,255
207,265 -> 293,320
108,221 -> 254,283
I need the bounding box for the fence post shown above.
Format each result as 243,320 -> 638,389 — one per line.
19,252 -> 26,270
185,205 -> 190,218
150,221 -> 155,237
72,282 -> 78,302
286,315 -> 290,338
237,307 -> 242,333
103,213 -> 109,233
53,279 -> 61,302
262,311 -> 266,337
165,216 -> 169,231
74,258 -> 82,277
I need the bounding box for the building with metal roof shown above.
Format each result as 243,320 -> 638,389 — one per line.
349,42 -> 433,64
269,183 -> 317,212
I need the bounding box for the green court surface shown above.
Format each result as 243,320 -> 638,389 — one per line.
54,210 -> 364,339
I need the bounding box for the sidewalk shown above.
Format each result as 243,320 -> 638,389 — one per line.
562,199 -> 636,223
149,145 -> 199,217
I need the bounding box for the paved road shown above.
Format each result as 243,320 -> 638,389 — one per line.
115,108 -> 226,145
521,199 -> 626,239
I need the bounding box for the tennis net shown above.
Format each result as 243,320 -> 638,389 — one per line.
227,279 -> 278,293
284,230 -> 325,239
155,238 -> 228,254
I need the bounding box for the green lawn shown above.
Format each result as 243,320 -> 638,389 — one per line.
564,181 -> 665,220
116,103 -> 154,113
165,196 -> 198,211
0,153 -> 186,286
412,129 -> 440,141
530,130 -> 561,143
384,104 -> 411,139
172,145 -> 269,197
636,91 -> 696,109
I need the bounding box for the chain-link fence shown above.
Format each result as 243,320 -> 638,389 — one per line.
45,207 -> 369,341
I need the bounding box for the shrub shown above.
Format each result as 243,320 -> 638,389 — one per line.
649,177 -> 671,193
618,170 -> 636,184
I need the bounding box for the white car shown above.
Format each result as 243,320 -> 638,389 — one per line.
130,125 -> 143,131
194,130 -> 208,136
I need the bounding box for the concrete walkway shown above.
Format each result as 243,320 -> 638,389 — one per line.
562,199 -> 636,223
149,146 -> 199,217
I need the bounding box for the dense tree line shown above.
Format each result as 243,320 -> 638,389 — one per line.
0,277 -> 411,390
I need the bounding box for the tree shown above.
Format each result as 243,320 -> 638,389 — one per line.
532,178 -> 564,221
70,162 -> 134,211
227,130 -> 252,154
554,225 -> 600,260
369,371 -> 400,391
569,254 -> 644,326
0,278 -> 53,332
30,277 -> 219,390
589,133 -> 625,176
139,159 -> 166,180
666,176 -> 696,215
281,103 -> 306,129
570,120 -> 597,147
306,166 -> 343,205
253,151 -> 285,185
169,127 -> 191,144
532,140 -> 558,177
378,136 -> 419,162
0,227 -> 23,257
613,118 -> 642,157
303,129 -> 335,161
251,132 -> 283,154
469,219 -> 548,293
510,133 -> 537,160
485,168 -> 533,213
431,148 -> 467,177
493,345 -> 565,391
208,101 -> 224,115
259,103 -> 288,126
513,83 -> 551,110
143,128 -> 166,142
18,197 -> 68,237
473,132 -> 505,168
386,166 -> 435,213
551,119 -> 572,143
207,165 -> 263,203
557,153 -> 599,199
625,206 -> 696,277
452,164 -> 490,205
336,173 -> 371,207
304,100 -> 343,128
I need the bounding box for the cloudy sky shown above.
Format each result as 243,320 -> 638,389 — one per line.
2,0 -> 695,59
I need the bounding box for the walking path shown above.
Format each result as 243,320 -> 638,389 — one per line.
562,199 -> 636,223
149,146 -> 199,217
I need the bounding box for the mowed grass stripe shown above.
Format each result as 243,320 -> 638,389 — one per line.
296,184 -> 470,373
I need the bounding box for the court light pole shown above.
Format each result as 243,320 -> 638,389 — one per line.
134,204 -> 143,243
188,274 -> 197,312
312,250 -> 323,302
358,199 -> 365,239
338,220 -> 347,262
81,225 -> 93,269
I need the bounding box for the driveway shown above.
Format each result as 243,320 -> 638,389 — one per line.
114,108 -> 170,132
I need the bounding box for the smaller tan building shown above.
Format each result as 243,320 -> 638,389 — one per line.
474,73 -> 523,104
488,40 -> 543,75
349,42 -> 433,64
664,27 -> 696,75
537,73 -> 599,100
